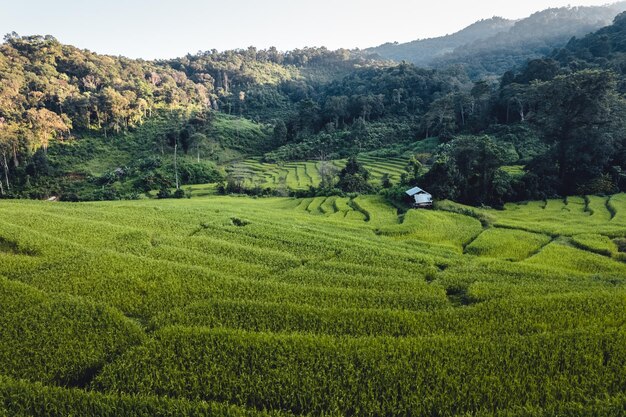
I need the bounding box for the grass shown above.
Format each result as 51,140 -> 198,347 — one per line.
1,193 -> 626,415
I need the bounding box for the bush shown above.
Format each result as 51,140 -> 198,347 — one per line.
172,189 -> 186,199
157,187 -> 171,199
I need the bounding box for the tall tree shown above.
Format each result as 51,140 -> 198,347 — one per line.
421,136 -> 508,204
26,108 -> 69,152
337,156 -> 371,193
423,95 -> 456,139
0,119 -> 19,193
531,70 -> 626,193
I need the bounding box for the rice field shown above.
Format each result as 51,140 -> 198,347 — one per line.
2,193 -> 626,416
226,156 -> 409,190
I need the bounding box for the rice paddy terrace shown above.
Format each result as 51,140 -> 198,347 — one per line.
2,194 -> 626,415
226,156 -> 409,189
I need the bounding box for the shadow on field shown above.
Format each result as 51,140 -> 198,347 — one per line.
0,237 -> 37,256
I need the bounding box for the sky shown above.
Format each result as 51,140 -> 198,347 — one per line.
0,0 -> 618,59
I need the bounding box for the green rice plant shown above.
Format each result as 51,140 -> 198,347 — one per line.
0,375 -> 285,417
149,299 -> 430,336
523,240 -> 626,275
2,194 -> 626,416
0,277 -> 145,386
351,195 -> 399,226
331,197 -> 352,217
465,228 -> 552,261
378,209 -> 483,251
475,193 -> 626,237
294,197 -> 312,211
473,394 -> 626,417
150,291 -> 626,338
93,326 -> 626,417
434,255 -> 617,303
609,193 -> 626,224
585,195 -> 613,221
570,234 -> 618,257
231,156 -> 405,188
343,209 -> 367,221
305,196 -> 326,215
318,196 -> 337,214
565,196 -> 588,214
304,162 -> 321,185
501,165 -> 525,178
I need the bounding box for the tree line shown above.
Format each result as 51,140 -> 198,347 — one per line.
4,10 -> 626,205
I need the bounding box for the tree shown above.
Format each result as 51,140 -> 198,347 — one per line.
500,83 -> 534,123
421,136 -> 509,205
317,152 -> 339,190
297,99 -> 320,133
0,120 -> 20,194
324,96 -> 349,128
420,154 -> 462,201
401,156 -> 423,186
166,130 -> 181,190
381,173 -> 393,188
337,156 -> 371,193
273,120 -> 288,146
99,87 -> 129,136
423,94 -> 456,139
25,108 -> 69,152
469,81 -> 492,126
531,70 -> 626,194
190,133 -> 209,162
514,59 -> 560,84
224,163 -> 253,194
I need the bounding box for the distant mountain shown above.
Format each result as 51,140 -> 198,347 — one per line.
553,10 -> 626,89
366,2 -> 626,79
435,2 -> 626,78
365,17 -> 515,67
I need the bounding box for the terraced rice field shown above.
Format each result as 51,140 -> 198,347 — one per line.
227,156 -> 409,190
2,194 -> 626,415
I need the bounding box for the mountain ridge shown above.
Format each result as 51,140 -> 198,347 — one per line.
365,17 -> 515,66
366,2 -> 626,78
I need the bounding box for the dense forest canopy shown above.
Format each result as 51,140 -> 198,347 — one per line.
3,6 -> 626,205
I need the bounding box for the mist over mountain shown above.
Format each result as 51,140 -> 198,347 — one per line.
367,2 -> 626,78
364,17 -> 515,67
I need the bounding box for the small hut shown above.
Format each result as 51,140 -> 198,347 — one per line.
405,186 -> 433,208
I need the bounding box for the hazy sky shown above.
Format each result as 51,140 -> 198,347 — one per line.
0,0 -> 618,59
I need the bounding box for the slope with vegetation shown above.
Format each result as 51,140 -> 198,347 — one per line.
366,17 -> 515,67
4,6 -> 626,207
367,2 -> 626,79
0,34 -> 387,200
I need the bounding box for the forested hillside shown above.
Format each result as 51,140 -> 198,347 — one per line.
368,3 -> 626,79
366,17 -> 515,67
4,6 -> 626,205
0,34 -> 384,199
